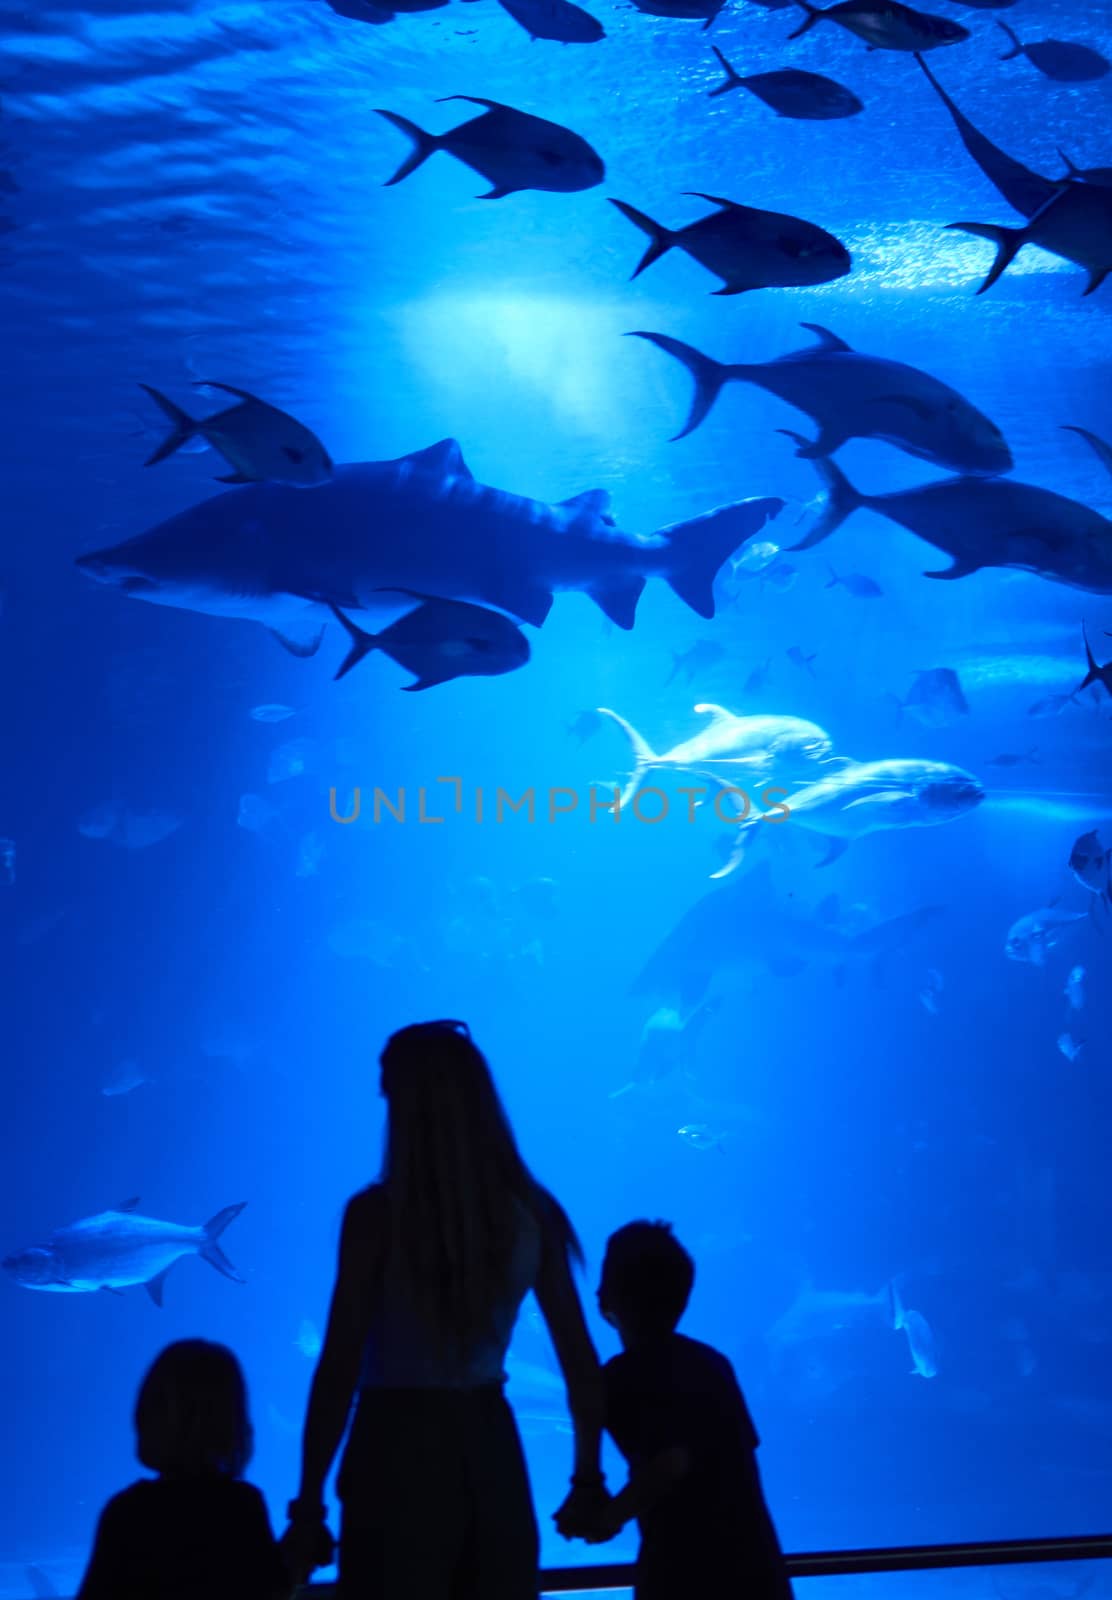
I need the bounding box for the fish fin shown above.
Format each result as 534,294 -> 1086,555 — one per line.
710,284 -> 752,297
199,1202 -> 247,1284
708,44 -> 743,95
627,331 -> 734,440
800,322 -> 851,353
844,789 -> 914,808
995,19 -> 1023,59
145,1268 -> 171,1307
780,440 -> 863,550
374,109 -> 440,185
101,1285 -> 125,1296
559,488 -> 613,522
216,472 -> 254,484
825,565 -> 840,589
597,707 -> 659,807
786,0 -> 819,41
922,558 -> 982,580
814,835 -> 848,867
328,603 -> 381,682
659,496 -> 785,618
191,380 -> 261,403
945,221 -> 1026,295
401,671 -> 458,691
137,384 -> 199,467
488,582 -> 553,627
436,94 -> 501,108
709,813 -> 756,879
683,193 -> 738,210
116,1197 -> 141,1212
692,702 -> 736,726
592,578 -> 646,629
794,426 -> 849,459
609,199 -> 674,278
1084,266 -> 1110,298
1057,149 -> 1082,179
396,437 -> 474,479
478,185 -> 514,200
267,623 -> 326,659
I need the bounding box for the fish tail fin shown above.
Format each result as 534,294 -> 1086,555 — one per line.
374,109 -> 440,185
596,707 -> 659,807
138,384 -> 199,466
995,19 -> 1022,59
658,496 -> 785,618
825,565 -> 840,590
328,604 -> 381,681
781,438 -> 863,550
1080,622 -> 1101,689
708,789 -> 758,880
1057,148 -> 1081,180
946,221 -> 1025,295
708,45 -> 743,95
627,331 -> 736,439
786,0 -> 819,41
200,1202 -> 247,1284
610,200 -> 675,279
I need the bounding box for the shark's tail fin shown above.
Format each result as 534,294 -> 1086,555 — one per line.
786,0 -> 820,40
996,19 -> 1023,60
708,44 -> 744,95
610,200 -> 676,279
628,331 -> 737,439
138,384 -> 200,467
780,436 -> 864,550
375,110 -> 441,186
657,496 -> 784,617
200,1202 -> 247,1284
945,221 -> 1026,295
597,707 -> 659,807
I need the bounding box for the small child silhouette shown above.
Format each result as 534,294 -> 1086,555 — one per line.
563,1221 -> 793,1600
77,1339 -> 291,1600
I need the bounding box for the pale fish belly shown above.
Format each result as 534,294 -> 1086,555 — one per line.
53,1232 -> 199,1289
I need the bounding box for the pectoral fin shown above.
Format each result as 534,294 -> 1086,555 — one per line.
146,1268 -> 172,1308
844,791 -> 914,809
268,622 -> 326,658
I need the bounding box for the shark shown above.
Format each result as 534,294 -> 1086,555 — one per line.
631,860 -> 945,1006
2,1197 -> 247,1306
76,438 -> 785,651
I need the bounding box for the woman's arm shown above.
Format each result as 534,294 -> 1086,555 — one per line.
292,1188 -> 381,1509
533,1207 -> 605,1482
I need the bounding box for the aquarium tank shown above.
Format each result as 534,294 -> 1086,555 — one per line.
2,0 -> 1112,1590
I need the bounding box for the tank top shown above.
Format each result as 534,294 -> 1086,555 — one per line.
360,1193 -> 543,1390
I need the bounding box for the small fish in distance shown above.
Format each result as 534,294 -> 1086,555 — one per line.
376,98 -> 604,198
996,20 -> 1109,83
139,382 -> 333,486
328,595 -> 531,690
610,194 -> 850,295
787,0 -> 969,52
708,47 -> 863,119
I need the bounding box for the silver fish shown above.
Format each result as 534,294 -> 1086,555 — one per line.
1005,907 -> 1087,965
140,382 -> 332,487
376,97 -> 604,198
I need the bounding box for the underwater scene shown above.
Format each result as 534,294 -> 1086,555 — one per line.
3,0 -> 1112,1588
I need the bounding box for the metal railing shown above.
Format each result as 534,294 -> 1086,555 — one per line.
301,1532 -> 1112,1595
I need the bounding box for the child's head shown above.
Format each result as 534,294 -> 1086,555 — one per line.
135,1339 -> 253,1479
598,1220 -> 695,1340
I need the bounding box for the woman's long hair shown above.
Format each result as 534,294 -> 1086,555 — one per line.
378,1019 -> 581,1365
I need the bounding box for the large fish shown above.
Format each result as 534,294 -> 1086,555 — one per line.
785,442 -> 1112,595
714,756 -> 984,876
2,1197 -> 246,1306
949,181 -> 1112,297
376,98 -> 604,198
708,50 -> 864,120
632,861 -> 944,1005
76,439 -> 784,648
610,194 -> 851,295
598,702 -> 834,807
140,382 -> 334,487
629,324 -> 1011,472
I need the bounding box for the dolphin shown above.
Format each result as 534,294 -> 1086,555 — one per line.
628,324 -> 1011,473
76,438 -> 785,650
631,861 -> 944,1006
598,702 -> 835,807
1,1197 -> 247,1306
784,441 -> 1112,596
714,756 -> 984,876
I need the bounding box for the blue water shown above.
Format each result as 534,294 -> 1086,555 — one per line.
3,0 -> 1112,1591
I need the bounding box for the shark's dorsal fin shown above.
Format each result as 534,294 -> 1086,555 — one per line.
800,323 -> 851,353
692,703 -> 736,726
400,439 -> 473,480
116,1197 -> 141,1213
559,489 -> 613,523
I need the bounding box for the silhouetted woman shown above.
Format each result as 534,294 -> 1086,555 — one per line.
282,1018 -> 608,1596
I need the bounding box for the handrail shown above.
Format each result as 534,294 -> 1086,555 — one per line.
301,1532 -> 1112,1595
